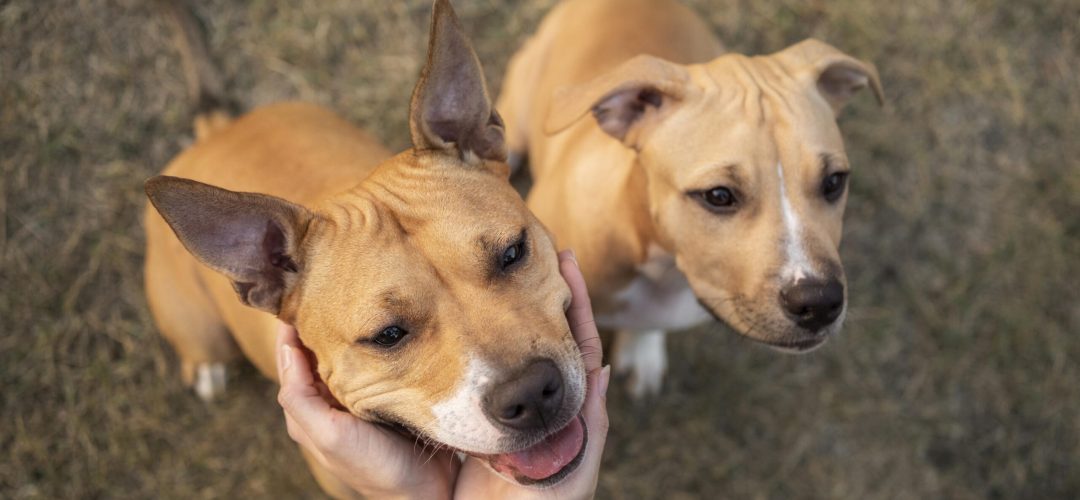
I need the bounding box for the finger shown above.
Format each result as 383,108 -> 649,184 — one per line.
277,323 -> 318,390
277,322 -> 347,410
276,321 -> 318,402
582,365 -> 610,429
558,250 -> 603,373
284,412 -> 313,448
275,321 -> 300,381
558,250 -> 594,320
277,323 -> 417,460
277,322 -> 337,458
576,364 -> 610,492
284,412 -> 329,466
277,337 -> 348,448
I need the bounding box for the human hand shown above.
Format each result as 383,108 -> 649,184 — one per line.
275,324 -> 457,500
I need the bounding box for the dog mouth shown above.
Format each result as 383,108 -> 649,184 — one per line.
695,297 -> 831,353
756,336 -> 827,353
481,414 -> 588,487
370,410 -> 587,486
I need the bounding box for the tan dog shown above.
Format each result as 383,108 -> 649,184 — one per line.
498,0 -> 883,398
144,1 -> 589,495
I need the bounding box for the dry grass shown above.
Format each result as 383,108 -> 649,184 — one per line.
2,0 -> 1078,498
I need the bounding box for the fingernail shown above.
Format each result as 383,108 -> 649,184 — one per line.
599,365 -> 611,395
567,249 -> 578,266
281,344 -> 293,373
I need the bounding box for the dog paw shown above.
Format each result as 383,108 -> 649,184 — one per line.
193,362 -> 226,402
612,330 -> 667,400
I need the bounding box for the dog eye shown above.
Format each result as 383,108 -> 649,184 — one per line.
822,172 -> 849,202
694,187 -> 739,213
373,326 -> 408,347
500,233 -> 528,271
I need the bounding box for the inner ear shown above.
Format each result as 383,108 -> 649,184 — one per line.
263,220 -> 299,273
817,62 -> 881,112
592,87 -> 665,142
775,39 -> 884,114
145,175 -> 313,315
544,54 -> 689,147
408,0 -> 506,163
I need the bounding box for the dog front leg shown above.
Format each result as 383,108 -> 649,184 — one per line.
612,329 -> 667,400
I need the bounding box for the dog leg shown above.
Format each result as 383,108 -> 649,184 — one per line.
612,329 -> 667,400
190,362 -> 227,402
145,223 -> 240,401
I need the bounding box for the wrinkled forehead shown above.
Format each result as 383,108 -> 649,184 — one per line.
368,152 -> 531,234
646,57 -> 848,181
297,156 -> 533,324
702,55 -> 846,144
297,200 -> 439,336
699,55 -> 828,121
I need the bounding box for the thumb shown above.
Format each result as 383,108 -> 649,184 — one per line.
582,365 -> 611,437
276,341 -> 341,439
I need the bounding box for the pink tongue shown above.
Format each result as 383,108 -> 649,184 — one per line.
495,417 -> 585,481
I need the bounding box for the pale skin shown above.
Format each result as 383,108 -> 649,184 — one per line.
275,250 -> 611,499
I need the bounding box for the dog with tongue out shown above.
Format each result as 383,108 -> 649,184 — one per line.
486,414 -> 588,485
386,0 -> 590,487
144,0 -> 590,495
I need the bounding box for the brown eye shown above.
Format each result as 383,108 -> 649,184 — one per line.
822,172 -> 849,202
373,326 -> 408,347
694,187 -> 739,214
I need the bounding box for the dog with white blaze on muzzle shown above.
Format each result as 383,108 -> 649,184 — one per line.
497,0 -> 883,398
144,1 -> 592,496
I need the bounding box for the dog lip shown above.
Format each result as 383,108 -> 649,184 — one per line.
374,409 -> 587,487
694,297 -> 832,352
483,414 -> 589,487
757,336 -> 827,352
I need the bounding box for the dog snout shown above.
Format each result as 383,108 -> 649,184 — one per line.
779,278 -> 844,333
484,359 -> 565,431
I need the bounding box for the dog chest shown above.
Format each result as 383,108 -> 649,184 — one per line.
595,247 -> 712,332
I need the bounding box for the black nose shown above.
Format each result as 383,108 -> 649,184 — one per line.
485,360 -> 565,431
780,278 -> 845,333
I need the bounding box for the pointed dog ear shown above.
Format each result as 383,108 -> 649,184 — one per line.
409,0 -> 506,163
545,54 -> 690,148
776,38 -> 884,114
145,176 -> 313,315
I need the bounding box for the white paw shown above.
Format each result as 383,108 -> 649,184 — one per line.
612,330 -> 667,400
194,362 -> 226,402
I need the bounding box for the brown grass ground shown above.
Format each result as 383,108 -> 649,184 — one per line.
2,0 -> 1079,498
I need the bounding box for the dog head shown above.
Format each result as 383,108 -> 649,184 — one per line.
147,0 -> 586,487
548,39 -> 883,352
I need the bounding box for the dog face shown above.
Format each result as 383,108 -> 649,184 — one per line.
548,40 -> 882,351
146,0 -> 587,487
293,152 -> 587,472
